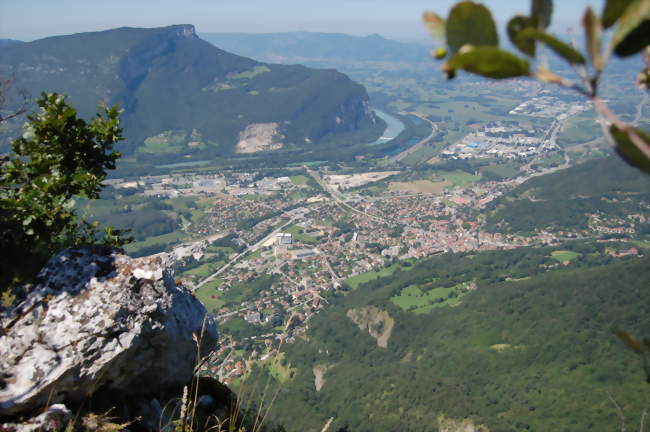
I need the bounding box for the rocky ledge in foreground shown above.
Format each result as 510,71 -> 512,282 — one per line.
0,247 -> 219,429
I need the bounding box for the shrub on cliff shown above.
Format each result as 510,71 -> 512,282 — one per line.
0,92 -> 130,294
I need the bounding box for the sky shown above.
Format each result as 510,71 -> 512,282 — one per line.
1,0 -> 605,42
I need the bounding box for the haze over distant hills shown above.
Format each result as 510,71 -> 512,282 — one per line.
200,32 -> 432,68
0,25 -> 382,162
0,39 -> 23,48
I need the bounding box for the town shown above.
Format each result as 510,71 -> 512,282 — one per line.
103,140 -> 644,385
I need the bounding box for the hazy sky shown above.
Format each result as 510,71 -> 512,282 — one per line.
1,0 -> 605,42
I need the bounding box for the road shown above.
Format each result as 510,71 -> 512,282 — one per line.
317,250 -> 342,286
192,216 -> 299,291
306,168 -> 388,224
389,112 -> 438,163
522,106 -> 584,173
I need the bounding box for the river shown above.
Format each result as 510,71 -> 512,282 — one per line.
371,110 -> 405,145
157,109 -> 407,168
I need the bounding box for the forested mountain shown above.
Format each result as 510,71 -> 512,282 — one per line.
252,248 -> 650,432
0,25 -> 382,162
230,157 -> 650,432
0,39 -> 22,48
485,156 -> 650,234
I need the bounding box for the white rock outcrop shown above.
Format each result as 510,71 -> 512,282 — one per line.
0,247 -> 217,418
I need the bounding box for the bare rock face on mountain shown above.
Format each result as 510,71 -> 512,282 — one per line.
0,25 -> 382,159
346,306 -> 394,348
0,247 -> 217,423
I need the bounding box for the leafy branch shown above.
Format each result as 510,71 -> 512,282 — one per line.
423,0 -> 650,174
0,93 -> 131,291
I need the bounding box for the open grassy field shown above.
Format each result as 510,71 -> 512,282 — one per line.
244,249 -> 263,260
390,283 -> 467,314
551,250 -> 580,263
124,230 -> 186,254
557,115 -> 601,148
263,352 -> 295,383
290,175 -> 310,185
481,163 -> 520,179
230,65 -> 271,80
240,194 -> 261,201
442,170 -> 482,187
631,239 -> 650,249
206,245 -> 236,255
388,180 -> 450,194
183,260 -> 225,278
288,161 -> 326,167
285,224 -> 319,244
344,263 -> 404,290
194,278 -> 225,312
140,130 -> 187,154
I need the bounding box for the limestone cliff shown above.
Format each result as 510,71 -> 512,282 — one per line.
0,247 -> 223,430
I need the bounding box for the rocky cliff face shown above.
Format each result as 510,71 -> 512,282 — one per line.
0,247 -> 219,429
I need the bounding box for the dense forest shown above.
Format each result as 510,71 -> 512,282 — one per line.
485,156 -> 650,234
244,245 -> 650,432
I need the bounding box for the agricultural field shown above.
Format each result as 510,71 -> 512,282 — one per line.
441,170 -> 482,188
557,115 -> 601,148
388,179 -> 449,194
140,130 -> 196,154
344,262 -> 405,290
182,260 -> 226,279
263,352 -> 295,383
289,175 -> 310,186
229,65 -> 271,80
551,250 -> 580,263
194,278 -> 225,313
124,231 -> 186,255
390,282 -> 468,314
481,163 -> 520,179
284,225 -> 319,244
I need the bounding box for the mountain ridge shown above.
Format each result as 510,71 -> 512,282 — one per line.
0,25 -> 382,163
200,31 -> 431,66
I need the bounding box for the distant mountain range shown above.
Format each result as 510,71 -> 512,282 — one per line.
0,39 -> 22,48
200,31 -> 432,68
0,25 -> 382,162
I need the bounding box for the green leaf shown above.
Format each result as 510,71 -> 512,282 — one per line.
433,47 -> 448,59
423,11 -> 446,40
446,46 -> 530,79
531,0 -> 553,29
582,8 -> 604,71
602,0 -> 634,28
518,28 -> 586,64
446,1 -> 498,54
508,15 -> 537,57
610,124 -> 650,174
0,92 -> 128,287
612,0 -> 650,57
